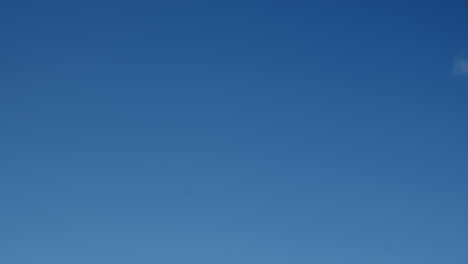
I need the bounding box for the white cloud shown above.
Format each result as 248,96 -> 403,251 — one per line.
452,57 -> 468,75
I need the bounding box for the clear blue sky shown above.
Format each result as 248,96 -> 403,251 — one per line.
1,1 -> 467,263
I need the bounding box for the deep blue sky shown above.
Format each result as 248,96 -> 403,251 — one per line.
1,1 -> 467,263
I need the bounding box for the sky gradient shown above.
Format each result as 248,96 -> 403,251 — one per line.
1,1 -> 468,263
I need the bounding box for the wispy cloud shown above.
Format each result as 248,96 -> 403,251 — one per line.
452,57 -> 468,76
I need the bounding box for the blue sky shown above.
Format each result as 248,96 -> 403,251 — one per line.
1,1 -> 467,263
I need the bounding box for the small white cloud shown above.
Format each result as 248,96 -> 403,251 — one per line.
452,57 -> 468,75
